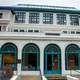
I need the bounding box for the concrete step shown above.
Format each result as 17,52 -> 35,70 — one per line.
71,75 -> 80,80
16,75 -> 41,80
46,75 -> 67,80
47,77 -> 67,80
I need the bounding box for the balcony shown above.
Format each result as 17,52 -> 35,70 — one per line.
0,19 -> 10,24
0,11 -> 12,24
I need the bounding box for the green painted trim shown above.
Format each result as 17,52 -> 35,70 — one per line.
44,44 -> 61,74
22,43 -> 40,70
65,44 -> 80,70
13,8 -> 80,14
1,4 -> 80,14
0,43 -> 18,70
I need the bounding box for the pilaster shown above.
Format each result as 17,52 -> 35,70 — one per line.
40,43 -> 44,75
17,43 -> 22,75
39,13 -> 43,24
25,12 -> 29,24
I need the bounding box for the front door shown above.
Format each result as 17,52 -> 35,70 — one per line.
45,53 -> 61,74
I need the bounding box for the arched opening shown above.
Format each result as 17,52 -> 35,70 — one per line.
22,43 -> 40,71
44,44 -> 61,74
1,42 -> 18,70
65,44 -> 80,70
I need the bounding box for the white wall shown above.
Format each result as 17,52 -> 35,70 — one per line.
0,10 -> 12,20
0,39 -> 80,75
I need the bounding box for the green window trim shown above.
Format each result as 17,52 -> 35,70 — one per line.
22,43 -> 40,71
44,44 -> 61,74
65,44 -> 80,70
1,42 -> 18,70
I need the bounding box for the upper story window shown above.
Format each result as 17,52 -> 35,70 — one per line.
0,26 -> 6,32
34,30 -> 39,32
76,31 -> 80,34
43,13 -> 53,24
71,31 -> 75,34
20,29 -> 24,32
0,26 -> 1,31
14,29 -> 18,32
29,13 -> 39,24
28,30 -> 33,32
15,12 -> 26,23
63,31 -> 67,34
0,13 -> 3,19
57,14 -> 66,25
70,15 -> 79,26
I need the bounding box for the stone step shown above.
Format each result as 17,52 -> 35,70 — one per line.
46,75 -> 67,80
47,77 -> 67,80
71,75 -> 80,80
16,75 -> 41,80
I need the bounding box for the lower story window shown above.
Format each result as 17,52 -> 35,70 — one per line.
67,54 -> 78,70
22,43 -> 40,71
65,44 -> 80,70
2,53 -> 15,69
22,53 -> 38,70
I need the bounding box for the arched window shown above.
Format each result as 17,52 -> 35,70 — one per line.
22,43 -> 40,71
65,44 -> 80,70
1,42 -> 18,70
44,44 -> 61,74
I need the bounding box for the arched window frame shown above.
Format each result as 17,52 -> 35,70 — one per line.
22,43 -> 40,71
44,44 -> 61,74
0,42 -> 18,70
65,44 -> 80,70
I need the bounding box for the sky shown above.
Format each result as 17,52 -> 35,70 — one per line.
0,0 -> 80,9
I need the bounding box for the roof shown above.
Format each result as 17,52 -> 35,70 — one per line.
0,4 -> 80,14
17,4 -> 76,10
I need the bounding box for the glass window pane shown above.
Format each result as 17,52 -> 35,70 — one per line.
0,13 -> 3,18
68,54 -> 78,70
0,26 -> 1,31
20,30 -> 24,32
28,53 -> 37,70
53,54 -> 58,70
3,54 -> 15,69
15,12 -> 26,23
47,54 -> 52,70
57,14 -> 66,25
22,43 -> 40,71
43,13 -> 53,24
14,29 -> 18,32
65,44 -> 79,70
70,15 -> 79,26
1,43 -> 17,70
29,13 -> 39,24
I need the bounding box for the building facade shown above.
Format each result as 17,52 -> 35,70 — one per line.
0,4 -> 80,76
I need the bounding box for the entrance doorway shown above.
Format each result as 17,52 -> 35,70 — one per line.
44,44 -> 61,74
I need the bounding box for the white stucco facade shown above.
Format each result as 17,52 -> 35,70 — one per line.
0,4 -> 80,76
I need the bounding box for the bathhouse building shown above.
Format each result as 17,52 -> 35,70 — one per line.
0,4 -> 80,78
